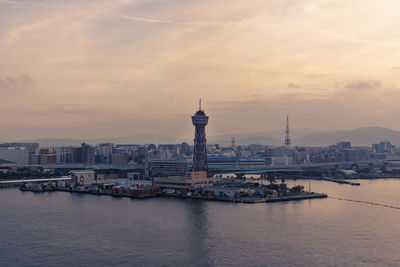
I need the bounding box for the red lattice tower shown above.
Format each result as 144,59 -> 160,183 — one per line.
191,99 -> 209,173
284,115 -> 291,148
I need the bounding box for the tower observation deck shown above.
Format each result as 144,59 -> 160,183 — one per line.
192,99 -> 209,174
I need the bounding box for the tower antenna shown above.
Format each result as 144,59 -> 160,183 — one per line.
199,98 -> 202,111
284,115 -> 292,148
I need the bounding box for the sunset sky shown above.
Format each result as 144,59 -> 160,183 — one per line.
1,0 -> 400,140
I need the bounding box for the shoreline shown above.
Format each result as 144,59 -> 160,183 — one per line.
19,187 -> 328,204
2,176 -> 400,188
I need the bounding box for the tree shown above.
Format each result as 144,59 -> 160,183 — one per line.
268,174 -> 276,184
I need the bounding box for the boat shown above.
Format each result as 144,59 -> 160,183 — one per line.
19,183 -> 28,191
19,183 -> 45,192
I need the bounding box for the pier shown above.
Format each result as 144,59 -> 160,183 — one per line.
19,185 -> 327,204
322,177 -> 360,186
183,192 -> 327,203
0,177 -> 71,188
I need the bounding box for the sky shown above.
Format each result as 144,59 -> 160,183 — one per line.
1,0 -> 400,140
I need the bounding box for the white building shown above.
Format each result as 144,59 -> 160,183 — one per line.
127,172 -> 152,186
271,156 -> 293,166
70,170 -> 95,185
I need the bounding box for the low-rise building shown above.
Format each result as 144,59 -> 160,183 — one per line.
70,170 -> 95,185
153,171 -> 212,191
148,159 -> 189,177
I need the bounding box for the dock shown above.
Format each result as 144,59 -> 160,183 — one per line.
0,177 -> 71,188
182,192 -> 327,203
18,185 -> 328,204
322,177 -> 360,186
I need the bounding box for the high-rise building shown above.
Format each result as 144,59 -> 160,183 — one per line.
72,143 -> 95,164
111,153 -> 127,165
80,143 -> 95,164
372,141 -> 395,154
0,143 -> 39,153
98,143 -> 114,163
137,146 -> 149,164
0,143 -> 39,165
337,141 -> 351,150
180,142 -> 192,156
30,148 -> 57,165
0,146 -> 30,165
56,146 -> 74,163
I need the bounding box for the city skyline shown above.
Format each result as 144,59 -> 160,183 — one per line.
2,0 -> 400,140
3,2 -> 400,267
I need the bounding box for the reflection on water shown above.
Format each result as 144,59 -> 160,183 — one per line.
185,200 -> 213,266
1,179 -> 400,266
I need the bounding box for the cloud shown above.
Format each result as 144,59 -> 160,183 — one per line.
3,18 -> 56,45
0,75 -> 33,94
343,79 -> 382,91
206,88 -> 400,136
1,0 -> 400,139
287,82 -> 301,88
106,11 -> 174,24
47,104 -> 98,116
0,0 -> 20,4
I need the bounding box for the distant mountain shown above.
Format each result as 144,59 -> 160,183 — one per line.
17,127 -> 400,147
22,135 -> 184,147
209,136 -> 282,146
20,138 -> 83,147
294,127 -> 400,146
208,127 -> 315,146
87,134 -> 183,145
